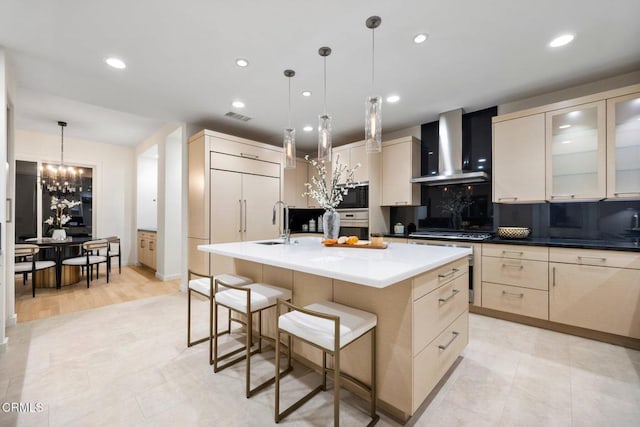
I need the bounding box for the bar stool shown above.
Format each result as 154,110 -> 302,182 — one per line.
275,300 -> 379,426
213,282 -> 293,398
187,271 -> 253,365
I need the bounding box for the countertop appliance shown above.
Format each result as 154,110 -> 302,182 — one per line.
337,183 -> 368,209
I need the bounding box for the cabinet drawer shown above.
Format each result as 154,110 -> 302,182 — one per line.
482,257 -> 548,290
482,243 -> 548,261
549,247 -> 640,269
413,258 -> 468,301
413,274 -> 468,355
211,152 -> 280,177
413,311 -> 468,412
482,282 -> 549,320
210,136 -> 282,164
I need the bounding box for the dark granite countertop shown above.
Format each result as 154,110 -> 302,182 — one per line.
383,233 -> 640,251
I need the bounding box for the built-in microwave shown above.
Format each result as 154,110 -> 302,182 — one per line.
336,184 -> 368,209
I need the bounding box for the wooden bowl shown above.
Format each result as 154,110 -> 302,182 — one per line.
497,226 -> 531,239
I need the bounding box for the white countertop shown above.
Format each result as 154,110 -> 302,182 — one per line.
198,237 -> 471,288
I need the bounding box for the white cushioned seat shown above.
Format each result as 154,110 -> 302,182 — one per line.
278,301 -> 378,351
216,283 -> 292,313
188,273 -> 252,297
15,260 -> 56,273
63,255 -> 107,266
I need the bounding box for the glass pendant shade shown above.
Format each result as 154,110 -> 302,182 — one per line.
317,114 -> 332,162
365,95 -> 382,153
283,128 -> 296,169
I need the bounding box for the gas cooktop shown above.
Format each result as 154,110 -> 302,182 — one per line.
409,231 -> 493,241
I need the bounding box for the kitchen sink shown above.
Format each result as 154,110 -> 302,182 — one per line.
255,241 -> 284,245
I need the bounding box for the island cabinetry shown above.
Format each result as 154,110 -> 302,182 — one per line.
381,136 -> 420,206
482,244 -> 549,320
546,101 -> 606,201
606,91 -> 640,199
549,248 -> 640,339
138,230 -> 156,270
492,113 -> 546,203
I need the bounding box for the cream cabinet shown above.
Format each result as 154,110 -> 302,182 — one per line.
606,91 -> 640,199
332,141 -> 369,184
481,244 -> 549,320
549,248 -> 640,339
546,101 -> 606,201
381,136 -> 420,206
138,230 -> 157,270
492,113 -> 546,203
283,157 -> 309,208
188,130 -> 282,275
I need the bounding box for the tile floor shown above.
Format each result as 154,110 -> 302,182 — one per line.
1,293 -> 639,426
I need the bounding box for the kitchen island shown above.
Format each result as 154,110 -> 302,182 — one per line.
198,237 -> 471,421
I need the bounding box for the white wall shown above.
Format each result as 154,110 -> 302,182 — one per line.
0,47 -> 11,349
15,130 -> 137,266
136,149 -> 158,230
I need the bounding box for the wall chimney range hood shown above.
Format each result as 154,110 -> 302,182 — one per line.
411,108 -> 490,185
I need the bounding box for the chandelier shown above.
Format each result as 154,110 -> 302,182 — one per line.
40,121 -> 83,195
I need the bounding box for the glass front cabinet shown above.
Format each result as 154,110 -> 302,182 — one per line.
607,92 -> 640,199
545,101 -> 606,201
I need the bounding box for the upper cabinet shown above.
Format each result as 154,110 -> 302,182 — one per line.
283,157 -> 309,208
332,141 -> 369,184
606,92 -> 640,199
382,136 -> 420,206
546,101 -> 606,201
493,113 -> 546,203
492,83 -> 640,203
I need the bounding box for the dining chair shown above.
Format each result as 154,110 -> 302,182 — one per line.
14,244 -> 57,297
101,236 -> 121,274
62,239 -> 110,288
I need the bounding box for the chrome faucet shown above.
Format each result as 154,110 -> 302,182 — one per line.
272,201 -> 290,244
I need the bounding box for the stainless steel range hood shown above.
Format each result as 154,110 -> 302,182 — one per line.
411,108 -> 490,185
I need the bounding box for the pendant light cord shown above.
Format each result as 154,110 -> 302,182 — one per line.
371,27 -> 375,92
323,56 -> 327,115
60,124 -> 64,167
288,77 -> 292,128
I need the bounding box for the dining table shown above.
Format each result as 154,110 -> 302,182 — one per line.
22,236 -> 92,288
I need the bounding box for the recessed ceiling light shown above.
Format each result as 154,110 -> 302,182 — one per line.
235,58 -> 249,67
561,140 -> 572,144
105,57 -> 126,69
232,101 -> 245,108
549,34 -> 574,48
413,33 -> 428,44
386,95 -> 400,103
559,124 -> 571,129
302,91 -> 312,97
303,125 -> 313,132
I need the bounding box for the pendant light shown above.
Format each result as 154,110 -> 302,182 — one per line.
365,16 -> 382,153
41,121 -> 83,195
283,69 -> 296,169
317,46 -> 332,162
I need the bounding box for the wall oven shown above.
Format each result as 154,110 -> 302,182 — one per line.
337,208 -> 369,240
337,184 -> 368,209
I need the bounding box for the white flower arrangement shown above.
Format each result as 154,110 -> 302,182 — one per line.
44,196 -> 82,229
303,154 -> 360,211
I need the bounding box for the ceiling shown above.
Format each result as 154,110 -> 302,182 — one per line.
2,0 -> 639,151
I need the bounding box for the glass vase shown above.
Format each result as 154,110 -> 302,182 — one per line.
52,229 -> 67,240
322,210 -> 340,239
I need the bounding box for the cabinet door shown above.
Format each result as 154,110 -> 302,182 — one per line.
492,114 -> 546,203
242,173 -> 280,241
138,235 -> 147,266
549,262 -> 640,339
210,169 -> 243,243
382,140 -> 419,206
546,101 -> 606,201
283,159 -> 309,208
606,92 -> 640,199
148,235 -> 157,270
350,144 -> 369,183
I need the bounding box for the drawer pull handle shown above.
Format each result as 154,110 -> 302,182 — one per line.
501,250 -> 523,256
438,268 -> 459,279
438,289 -> 460,303
551,194 -> 575,199
577,256 -> 606,263
502,263 -> 524,269
438,331 -> 460,350
498,197 -> 518,201
240,152 -> 259,159
552,266 -> 556,287
613,192 -> 640,196
502,290 -> 524,298
394,201 -> 409,205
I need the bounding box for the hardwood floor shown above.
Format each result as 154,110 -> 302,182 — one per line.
14,265 -> 181,322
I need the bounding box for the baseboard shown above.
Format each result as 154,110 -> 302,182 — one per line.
154,272 -> 181,281
0,337 -> 8,353
6,314 -> 17,327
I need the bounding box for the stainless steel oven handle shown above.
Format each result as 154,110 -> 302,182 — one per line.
438,289 -> 460,303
